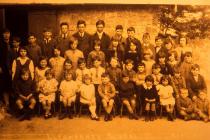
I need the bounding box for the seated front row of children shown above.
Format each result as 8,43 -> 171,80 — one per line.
13,61 -> 210,123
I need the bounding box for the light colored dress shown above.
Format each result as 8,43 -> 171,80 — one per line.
49,56 -> 65,82
156,84 -> 175,105
38,78 -> 58,103
34,67 -> 50,91
90,66 -> 105,85
59,80 -> 78,102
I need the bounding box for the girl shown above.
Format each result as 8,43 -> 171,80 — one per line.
64,37 -> 84,70
156,75 -> 175,121
34,56 -> 50,91
79,74 -> 99,121
142,49 -> 155,76
59,71 -> 78,120
107,37 -> 124,66
12,46 -> 34,81
63,59 -> 76,80
87,39 -> 106,68
156,52 -> 169,75
38,69 -> 58,119
167,51 -> 178,76
141,75 -> 158,121
49,48 -> 65,83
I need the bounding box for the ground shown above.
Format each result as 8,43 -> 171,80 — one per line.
0,115 -> 210,140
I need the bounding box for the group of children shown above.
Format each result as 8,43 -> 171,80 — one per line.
0,19 -> 209,122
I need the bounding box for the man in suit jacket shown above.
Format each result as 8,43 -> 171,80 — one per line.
38,28 -> 57,60
91,20 -> 111,59
73,20 -> 91,60
56,22 -> 71,56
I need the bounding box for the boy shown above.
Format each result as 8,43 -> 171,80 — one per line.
194,91 -> 210,122
151,63 -> 163,86
25,34 -> 42,66
91,20 -> 111,56
176,88 -> 194,121
73,20 -> 91,59
38,27 -> 57,59
111,25 -> 126,52
186,64 -> 207,101
122,59 -> 136,82
106,57 -> 122,89
56,22 -> 71,56
125,27 -> 142,62
98,73 -> 116,121
179,52 -> 194,80
14,69 -> 36,121
0,29 -> 11,108
119,72 -> 138,120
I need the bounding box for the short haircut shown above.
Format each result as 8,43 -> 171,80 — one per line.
64,59 -> 73,65
122,71 -> 129,78
183,52 -> 192,58
83,74 -> 91,80
137,62 -> 145,67
64,71 -> 73,77
96,20 -> 105,26
39,56 -> 48,62
78,57 -> 86,65
19,46 -> 28,52
43,27 -> 52,33
191,64 -> 200,70
127,27 -> 135,32
157,52 -> 166,59
28,33 -> 36,38
164,38 -> 173,45
20,68 -> 30,76
60,22 -> 69,27
12,36 -> 21,42
2,28 -> 10,33
69,37 -> 78,45
155,36 -> 162,42
77,20 -> 86,27
93,39 -> 101,47
168,50 -> 178,60
45,69 -> 54,77
145,75 -> 154,83
143,32 -> 150,39
93,56 -> 101,62
152,63 -> 161,69
115,25 -> 123,30
125,59 -> 134,65
160,75 -> 171,84
101,73 -> 109,78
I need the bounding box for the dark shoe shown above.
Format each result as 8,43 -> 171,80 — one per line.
92,116 -> 100,121
131,113 -> 139,120
104,114 -> 108,121
59,113 -> 67,120
108,114 -> 113,121
145,111 -> 149,122
18,114 -> 26,121
67,107 -> 73,119
150,111 -> 155,121
168,113 -> 174,121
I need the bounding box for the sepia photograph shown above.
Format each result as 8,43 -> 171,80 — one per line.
0,0 -> 210,140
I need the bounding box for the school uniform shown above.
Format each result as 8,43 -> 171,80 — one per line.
141,84 -> 158,104
179,61 -> 193,80
38,38 -> 57,59
73,32 -> 91,59
98,82 -> 116,99
186,73 -> 207,98
119,80 -> 135,100
56,33 -> 71,57
176,97 -> 194,113
25,44 -> 42,67
171,76 -> 186,97
106,67 -> 122,89
91,32 -> 111,56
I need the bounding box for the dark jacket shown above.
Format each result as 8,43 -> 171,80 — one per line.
119,80 -> 135,98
